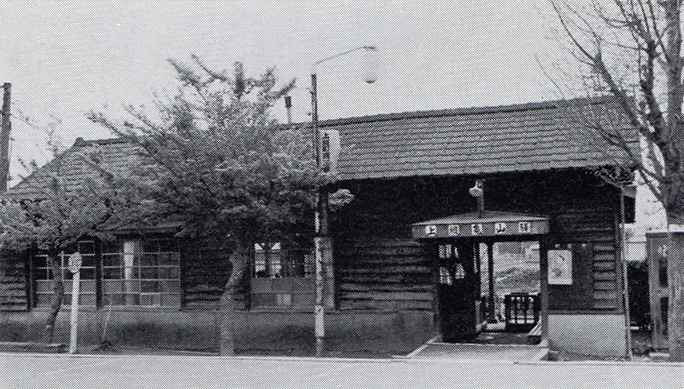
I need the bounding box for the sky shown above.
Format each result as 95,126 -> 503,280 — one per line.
0,0 -> 561,176
0,0 -> 666,234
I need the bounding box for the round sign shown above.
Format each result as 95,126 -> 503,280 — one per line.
68,252 -> 82,273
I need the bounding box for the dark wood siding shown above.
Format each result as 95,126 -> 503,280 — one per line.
333,169 -> 623,313
549,209 -> 620,311
337,238 -> 433,310
0,250 -> 28,311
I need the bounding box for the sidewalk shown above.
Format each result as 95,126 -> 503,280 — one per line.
1,351 -> 682,388
405,341 -> 547,362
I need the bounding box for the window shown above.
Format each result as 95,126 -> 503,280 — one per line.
32,238 -> 181,308
453,263 -> 466,280
102,239 -> 181,307
33,240 -> 97,307
253,242 -> 282,278
252,242 -> 313,278
658,247 -> 668,287
250,242 -> 315,308
439,266 -> 453,285
437,244 -> 467,282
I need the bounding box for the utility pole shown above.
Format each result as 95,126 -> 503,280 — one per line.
0,83 -> 10,192
310,46 -> 378,357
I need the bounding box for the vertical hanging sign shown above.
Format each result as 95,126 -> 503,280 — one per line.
320,129 -> 340,173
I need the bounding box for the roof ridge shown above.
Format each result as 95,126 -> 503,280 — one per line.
314,95 -> 618,128
73,137 -> 130,146
4,136 -> 135,196
5,141 -> 81,194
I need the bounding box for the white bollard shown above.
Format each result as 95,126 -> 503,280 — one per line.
68,252 -> 82,354
69,270 -> 80,354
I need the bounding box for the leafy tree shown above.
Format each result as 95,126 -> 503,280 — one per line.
0,148 -> 138,342
550,0 -> 684,360
88,57 -> 339,354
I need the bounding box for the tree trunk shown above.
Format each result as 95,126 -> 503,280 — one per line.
666,218 -> 684,361
661,0 -> 684,362
219,242 -> 250,356
45,254 -> 64,343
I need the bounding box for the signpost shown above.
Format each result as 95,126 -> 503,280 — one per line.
68,252 -> 82,354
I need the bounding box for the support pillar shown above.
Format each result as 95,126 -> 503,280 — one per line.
123,240 -> 141,306
487,241 -> 495,323
539,238 -> 550,347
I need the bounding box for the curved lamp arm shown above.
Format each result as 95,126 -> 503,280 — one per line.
312,46 -> 378,75
311,46 -> 379,165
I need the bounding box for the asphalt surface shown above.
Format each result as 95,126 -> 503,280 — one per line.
1,352 -> 682,389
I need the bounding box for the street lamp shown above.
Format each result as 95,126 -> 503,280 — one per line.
311,46 -> 378,357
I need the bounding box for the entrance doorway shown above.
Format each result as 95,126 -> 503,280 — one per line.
435,240 -> 482,342
412,211 -> 549,344
432,239 -> 541,343
478,241 -> 541,342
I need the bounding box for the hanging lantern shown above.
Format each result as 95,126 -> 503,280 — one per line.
361,46 -> 379,84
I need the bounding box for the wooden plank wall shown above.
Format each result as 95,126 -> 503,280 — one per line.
0,250 -> 28,311
337,238 -> 434,310
333,170 -> 625,313
551,208 -> 620,311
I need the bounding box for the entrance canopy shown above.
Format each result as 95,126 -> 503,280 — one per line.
412,211 -> 549,239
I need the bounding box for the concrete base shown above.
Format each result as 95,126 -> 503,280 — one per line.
548,313 -> 628,356
223,309 -> 435,356
0,309 -> 219,352
1,308 -> 434,356
0,341 -> 67,353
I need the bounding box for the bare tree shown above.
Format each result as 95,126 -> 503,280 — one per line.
549,0 -> 684,360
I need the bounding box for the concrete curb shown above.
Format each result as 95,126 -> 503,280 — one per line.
1,351 -> 683,367
0,342 -> 67,353
516,359 -> 684,367
403,334 -> 441,358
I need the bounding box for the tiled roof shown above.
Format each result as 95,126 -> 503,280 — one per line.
3,97 -> 638,201
413,211 -> 548,226
2,137 -> 146,200
320,97 -> 638,181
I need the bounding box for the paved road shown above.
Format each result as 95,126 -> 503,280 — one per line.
1,353 -> 682,388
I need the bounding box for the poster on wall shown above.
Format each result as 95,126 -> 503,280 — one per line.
548,249 -> 572,285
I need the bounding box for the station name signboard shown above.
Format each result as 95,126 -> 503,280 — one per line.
412,213 -> 549,239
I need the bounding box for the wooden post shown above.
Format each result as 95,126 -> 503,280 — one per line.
69,270 -> 80,354
539,238 -> 550,347
0,83 -> 11,192
487,241 -> 495,322
429,243 -> 440,332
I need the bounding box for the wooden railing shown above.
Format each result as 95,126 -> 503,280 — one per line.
504,292 -> 540,332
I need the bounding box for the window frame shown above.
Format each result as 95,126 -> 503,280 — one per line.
31,237 -> 182,309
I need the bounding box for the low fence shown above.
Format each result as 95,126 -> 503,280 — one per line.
504,292 -> 540,332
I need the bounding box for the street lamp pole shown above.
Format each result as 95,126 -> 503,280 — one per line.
311,46 -> 378,357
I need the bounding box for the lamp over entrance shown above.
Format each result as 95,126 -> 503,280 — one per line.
469,179 -> 485,218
